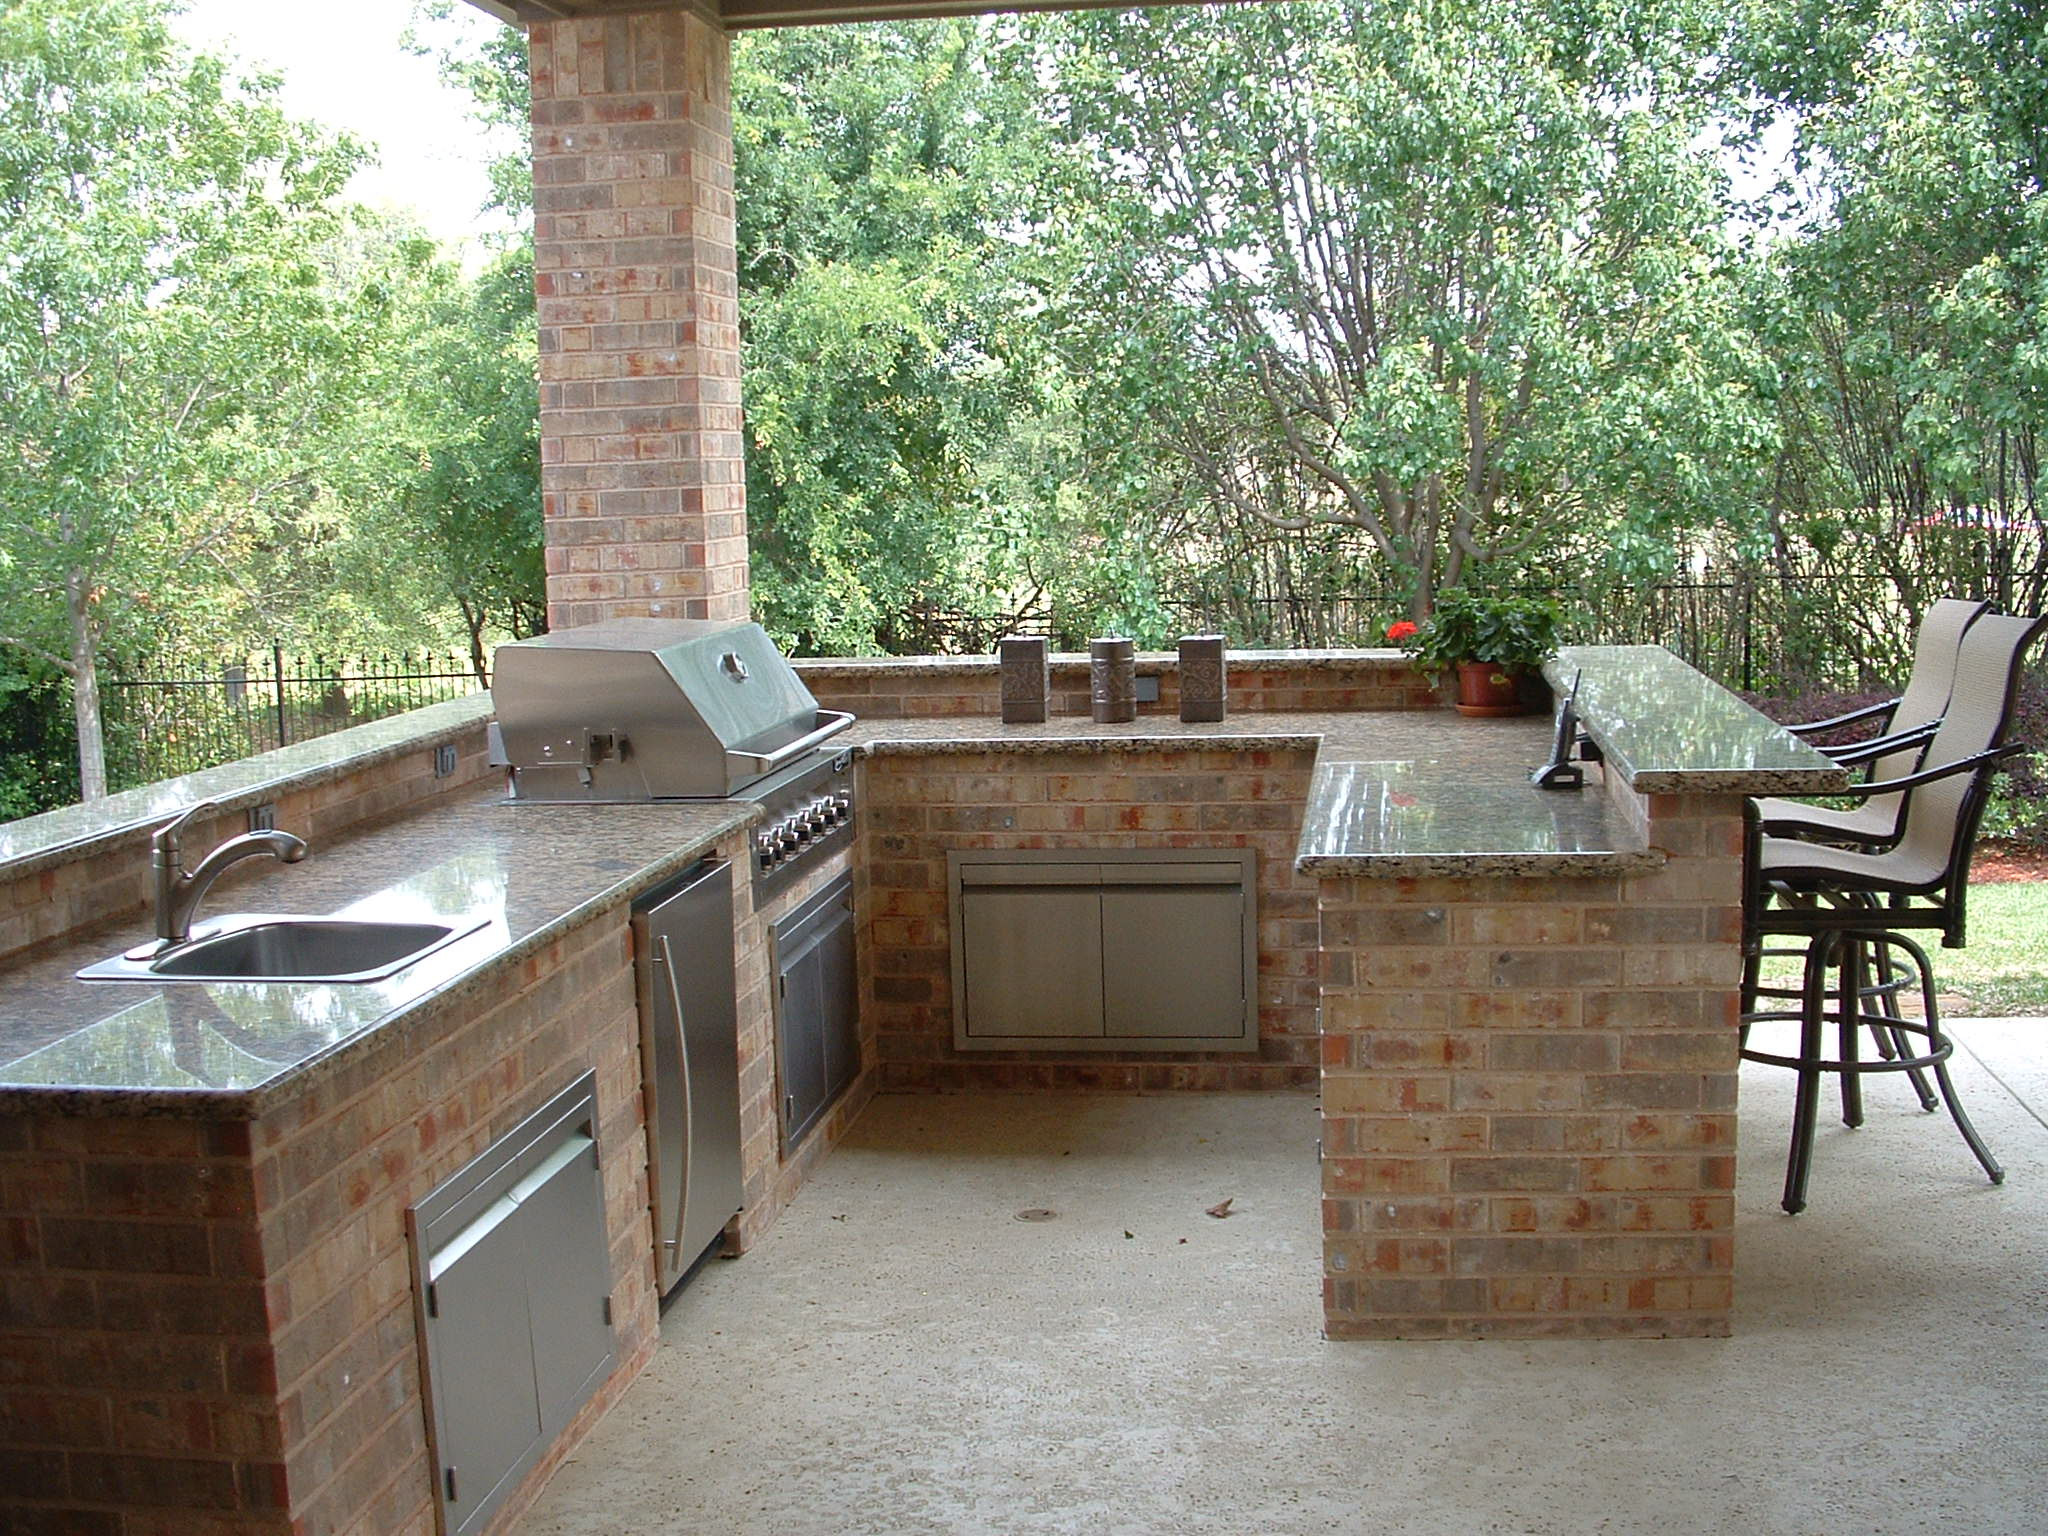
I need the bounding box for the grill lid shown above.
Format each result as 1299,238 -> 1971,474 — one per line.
491,618 -> 851,800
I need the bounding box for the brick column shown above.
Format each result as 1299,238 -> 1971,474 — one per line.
529,12 -> 748,631
1317,787 -> 1746,1340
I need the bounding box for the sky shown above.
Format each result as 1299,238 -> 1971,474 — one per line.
168,0 -> 518,251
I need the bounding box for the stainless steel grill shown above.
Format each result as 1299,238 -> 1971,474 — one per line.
488,618 -> 852,803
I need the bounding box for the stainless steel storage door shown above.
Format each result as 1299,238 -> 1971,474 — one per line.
633,859 -> 745,1296
949,849 -> 1257,1052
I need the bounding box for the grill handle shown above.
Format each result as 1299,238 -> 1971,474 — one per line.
726,710 -> 855,775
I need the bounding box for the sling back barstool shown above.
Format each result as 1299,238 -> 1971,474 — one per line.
1754,596 -> 1987,849
1741,610 -> 2046,1214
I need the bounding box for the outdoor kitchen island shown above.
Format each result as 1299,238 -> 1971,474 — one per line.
0,645 -> 1845,1534
823,643 -> 1848,1340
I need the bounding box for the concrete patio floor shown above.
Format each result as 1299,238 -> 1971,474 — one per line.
519,1019 -> 2048,1535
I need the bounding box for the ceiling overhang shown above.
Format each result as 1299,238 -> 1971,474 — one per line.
467,0 -> 1200,31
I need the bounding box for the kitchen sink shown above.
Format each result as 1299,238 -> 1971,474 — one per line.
77,914 -> 489,984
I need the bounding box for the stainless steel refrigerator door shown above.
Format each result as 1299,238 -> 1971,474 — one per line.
632,858 -> 744,1296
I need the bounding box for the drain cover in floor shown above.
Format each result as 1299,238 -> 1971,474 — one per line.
1014,1207 -> 1059,1222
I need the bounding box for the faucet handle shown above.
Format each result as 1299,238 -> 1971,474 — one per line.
152,801 -> 219,862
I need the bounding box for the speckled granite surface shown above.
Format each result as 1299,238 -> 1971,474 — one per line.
849,712 -> 1660,879
0,782 -> 749,1112
1547,646 -> 1847,795
1296,758 -> 1663,878
796,648 -> 1412,678
0,694 -> 494,879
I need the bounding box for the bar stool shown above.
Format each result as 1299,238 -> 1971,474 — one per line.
1741,611 -> 2045,1213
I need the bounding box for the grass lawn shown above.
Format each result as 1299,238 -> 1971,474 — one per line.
1754,879 -> 2048,1018
1945,881 -> 2048,1017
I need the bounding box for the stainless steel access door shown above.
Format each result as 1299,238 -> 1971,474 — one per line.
632,859 -> 745,1297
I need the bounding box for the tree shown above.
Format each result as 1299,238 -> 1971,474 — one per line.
1018,0 -> 1777,618
0,0 -> 359,797
1734,0 -> 2047,669
732,21 -> 1053,654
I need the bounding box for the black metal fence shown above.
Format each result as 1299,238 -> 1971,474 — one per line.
103,647 -> 486,789
899,573 -> 1912,695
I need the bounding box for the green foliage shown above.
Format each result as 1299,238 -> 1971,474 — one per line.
732,21 -> 1053,655
1735,0 -> 2046,635
0,0 -> 363,794
1013,0 -> 1778,616
0,659 -> 78,819
1400,589 -> 1563,677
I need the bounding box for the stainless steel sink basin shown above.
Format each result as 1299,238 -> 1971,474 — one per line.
78,914 -> 489,984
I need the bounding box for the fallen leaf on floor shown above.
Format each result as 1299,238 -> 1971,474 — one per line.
1206,1198 -> 1235,1218
831,1213 -> 848,1221
1124,1229 -> 1134,1239
1178,1237 -> 1188,1245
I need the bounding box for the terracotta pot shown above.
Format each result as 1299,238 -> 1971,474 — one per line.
1453,660 -> 1529,717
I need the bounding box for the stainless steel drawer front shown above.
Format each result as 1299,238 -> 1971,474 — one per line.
948,848 -> 1258,1053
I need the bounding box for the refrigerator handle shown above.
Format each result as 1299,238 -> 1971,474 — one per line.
657,934 -> 696,1263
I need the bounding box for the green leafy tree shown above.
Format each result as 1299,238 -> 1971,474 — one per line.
733,21 -> 1053,654
1018,0 -> 1777,619
1735,0 -> 2046,661
0,0 -> 359,797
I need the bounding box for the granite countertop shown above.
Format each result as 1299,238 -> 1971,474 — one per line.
0,781 -> 750,1114
847,711 -> 1662,879
0,694 -> 494,880
1546,646 -> 1849,796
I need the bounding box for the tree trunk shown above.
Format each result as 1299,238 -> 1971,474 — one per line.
66,570 -> 108,801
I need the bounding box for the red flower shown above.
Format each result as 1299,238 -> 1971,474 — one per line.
1385,620 -> 1419,643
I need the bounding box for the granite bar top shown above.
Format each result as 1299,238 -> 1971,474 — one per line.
1545,646 -> 1849,796
0,781 -> 750,1114
1295,757 -> 1664,878
0,694 -> 494,881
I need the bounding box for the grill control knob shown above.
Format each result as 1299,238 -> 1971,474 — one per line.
777,821 -> 802,853
833,794 -> 853,824
756,833 -> 778,870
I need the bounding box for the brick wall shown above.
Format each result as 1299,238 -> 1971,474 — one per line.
0,722 -> 493,970
799,655 -> 1438,721
1315,778 -> 1745,1340
529,11 -> 748,630
859,746 -> 1321,1091
0,1115 -> 286,1534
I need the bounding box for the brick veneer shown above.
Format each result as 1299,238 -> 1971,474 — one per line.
858,746 -> 1322,1092
529,11 -> 748,630
799,654 -> 1438,722
0,724 -> 494,970
1316,772 -> 1745,1340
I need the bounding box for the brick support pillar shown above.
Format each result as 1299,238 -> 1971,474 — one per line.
529,12 -> 748,631
1317,784 -> 1746,1340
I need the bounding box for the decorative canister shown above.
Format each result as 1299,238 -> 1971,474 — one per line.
1090,638 -> 1138,723
998,636 -> 1051,724
1178,634 -> 1227,722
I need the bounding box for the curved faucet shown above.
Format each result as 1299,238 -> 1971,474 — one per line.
153,802 -> 308,947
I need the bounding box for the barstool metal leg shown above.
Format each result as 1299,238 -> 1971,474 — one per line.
1870,935 -> 1940,1111
1889,932 -> 2006,1186
1838,936 -> 1865,1128
1782,934 -> 1834,1215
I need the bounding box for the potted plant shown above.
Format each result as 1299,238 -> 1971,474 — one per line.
1389,589 -> 1561,717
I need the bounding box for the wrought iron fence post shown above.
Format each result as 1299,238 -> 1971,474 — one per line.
1740,577 -> 1754,694
272,641 -> 288,749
